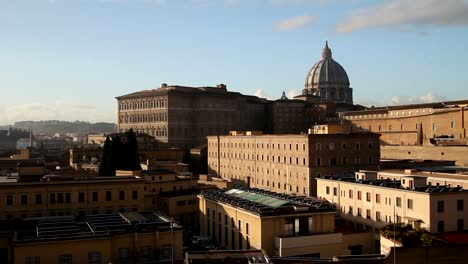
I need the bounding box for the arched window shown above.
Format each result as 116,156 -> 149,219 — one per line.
388,125 -> 392,131
401,124 -> 404,130
451,120 -> 455,129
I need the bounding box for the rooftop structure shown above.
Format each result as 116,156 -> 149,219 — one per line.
199,188 -> 375,258
185,249 -> 271,264
14,211 -> 181,243
200,188 -> 335,216
3,211 -> 184,264
317,171 -> 468,233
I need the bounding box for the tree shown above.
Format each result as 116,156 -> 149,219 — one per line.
99,137 -> 114,176
123,129 -> 141,170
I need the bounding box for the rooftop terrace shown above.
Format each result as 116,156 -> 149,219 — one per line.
13,211 -> 181,243
319,175 -> 465,193
200,188 -> 335,216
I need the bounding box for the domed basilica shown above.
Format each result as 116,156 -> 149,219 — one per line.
302,41 -> 353,104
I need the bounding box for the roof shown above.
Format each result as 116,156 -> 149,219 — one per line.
185,249 -> 271,264
305,42 -> 350,88
225,189 -> 290,208
318,175 -> 466,194
200,188 -> 335,216
116,84 -> 266,101
13,211 -> 181,243
342,99 -> 468,115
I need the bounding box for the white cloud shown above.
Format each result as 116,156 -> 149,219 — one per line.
0,101 -> 115,125
286,89 -> 301,98
336,0 -> 468,33
254,89 -> 274,100
274,14 -> 317,31
389,91 -> 449,105
356,91 -> 449,107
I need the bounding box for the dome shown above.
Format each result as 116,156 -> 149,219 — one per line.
303,41 -> 353,104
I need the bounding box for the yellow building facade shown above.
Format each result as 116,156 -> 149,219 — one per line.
0,176 -> 145,220
317,171 -> 468,233
6,211 -> 183,264
198,188 -> 375,258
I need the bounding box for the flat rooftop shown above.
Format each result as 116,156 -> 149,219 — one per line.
200,188 -> 335,216
186,250 -> 271,264
318,175 -> 465,194
12,211 -> 181,243
0,175 -> 143,186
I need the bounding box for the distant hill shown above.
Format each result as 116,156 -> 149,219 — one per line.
0,120 -> 117,135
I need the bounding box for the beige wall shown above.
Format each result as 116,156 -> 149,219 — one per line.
208,133 -> 380,196
199,194 -> 357,257
344,106 -> 467,147
13,230 -> 184,264
381,145 -> 468,166
0,179 -> 145,219
317,178 -> 468,233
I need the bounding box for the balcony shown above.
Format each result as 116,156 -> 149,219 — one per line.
275,233 -> 342,257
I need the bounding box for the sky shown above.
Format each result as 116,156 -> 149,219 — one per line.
1,0 -> 468,125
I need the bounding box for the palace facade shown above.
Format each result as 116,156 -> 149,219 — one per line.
116,42 -> 361,148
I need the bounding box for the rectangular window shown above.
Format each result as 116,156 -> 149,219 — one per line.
26,256 -> 40,264
50,193 -> 56,204
357,208 -> 362,217
92,192 -> 98,202
348,190 -> 353,198
437,201 -> 444,213
118,248 -> 130,264
376,211 -> 381,221
21,194 -> 28,205
106,191 -> 112,201
348,206 -> 353,214
375,194 -> 381,204
57,193 -> 64,204
366,209 -> 371,219
6,194 -> 14,206
396,197 -> 402,207
357,191 -> 362,200
132,190 -> 138,200
457,200 -> 464,211
119,191 -> 125,201
35,193 -> 42,205
88,251 -> 101,264
458,219 -> 464,231
177,200 -> 186,207
333,187 -> 337,196
437,221 -> 444,233
366,192 -> 371,202
326,186 -> 330,195
78,192 -> 85,203
65,193 -> 71,203
407,199 -> 413,209
58,254 -> 72,264
246,223 -> 250,235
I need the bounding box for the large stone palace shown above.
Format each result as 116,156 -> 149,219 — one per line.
116,42 -> 360,148
117,41 -> 467,159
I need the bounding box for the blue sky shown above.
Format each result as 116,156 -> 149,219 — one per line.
1,0 -> 468,124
